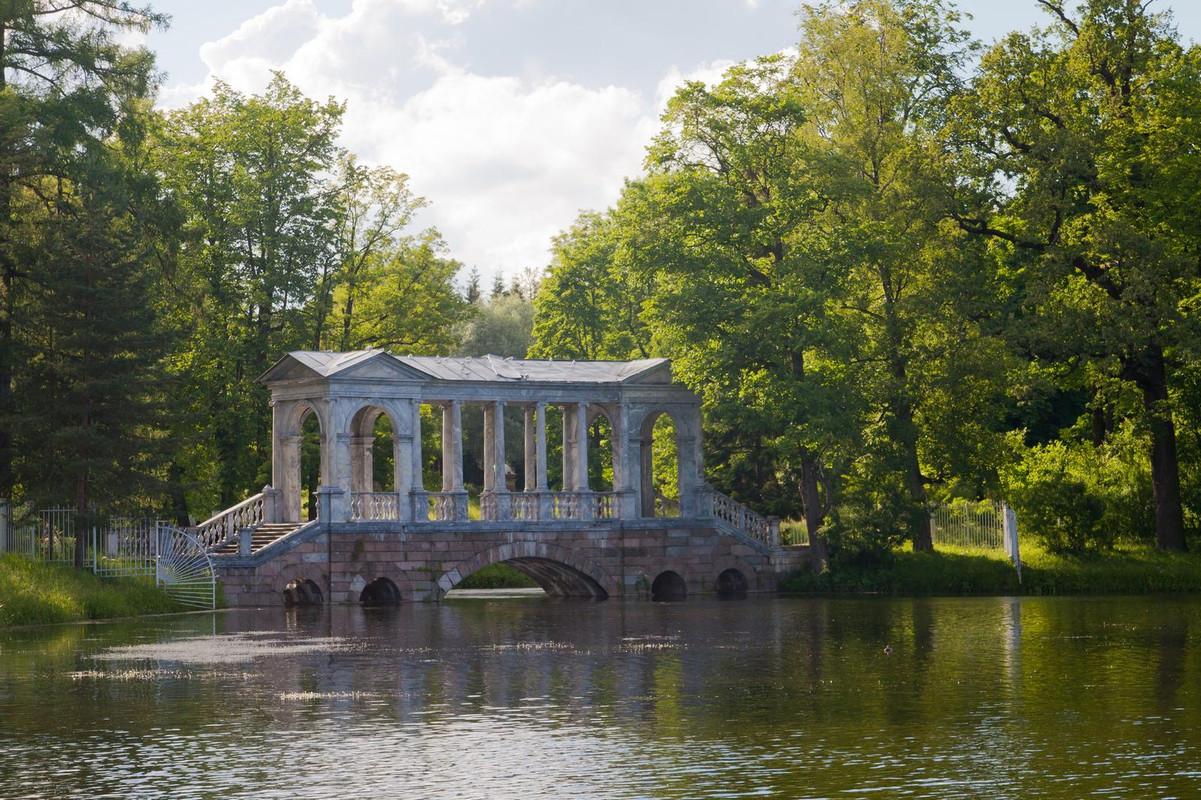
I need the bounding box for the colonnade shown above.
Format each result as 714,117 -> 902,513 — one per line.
271,395 -> 705,525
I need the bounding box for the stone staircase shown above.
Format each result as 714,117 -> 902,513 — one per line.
209,522 -> 305,556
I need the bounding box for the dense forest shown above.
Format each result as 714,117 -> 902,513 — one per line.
1,0 -> 1199,566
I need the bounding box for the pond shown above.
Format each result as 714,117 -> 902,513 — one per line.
1,595 -> 1198,798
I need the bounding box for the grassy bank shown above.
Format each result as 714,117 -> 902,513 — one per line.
779,540 -> 1201,596
0,553 -> 183,627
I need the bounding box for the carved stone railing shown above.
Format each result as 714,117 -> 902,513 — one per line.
509,492 -> 539,520
195,490 -> 267,552
591,492 -> 619,519
350,492 -> 400,522
425,491 -> 468,522
551,491 -> 586,520
708,489 -> 779,547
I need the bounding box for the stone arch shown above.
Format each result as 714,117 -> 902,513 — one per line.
348,403 -> 402,494
710,555 -> 762,595
436,540 -> 614,599
651,569 -> 687,601
345,564 -> 414,605
716,567 -> 748,598
274,399 -> 331,522
277,563 -> 329,605
584,404 -> 616,491
284,578 -> 323,606
360,577 -> 402,606
637,409 -> 682,518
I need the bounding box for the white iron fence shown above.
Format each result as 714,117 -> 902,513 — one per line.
931,500 -> 1021,576
2,507 -> 216,609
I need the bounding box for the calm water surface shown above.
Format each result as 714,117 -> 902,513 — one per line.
1,595 -> 1199,798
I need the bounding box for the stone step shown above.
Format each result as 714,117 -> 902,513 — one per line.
210,522 -> 305,556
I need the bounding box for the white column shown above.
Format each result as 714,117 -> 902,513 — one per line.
612,403 -> 637,519
483,402 -> 495,492
350,434 -> 373,494
562,404 -> 577,491
410,399 -> 424,492
524,405 -> 536,492
535,401 -> 549,491
280,433 -> 303,523
491,401 -> 508,493
574,401 -> 589,492
441,400 -> 464,492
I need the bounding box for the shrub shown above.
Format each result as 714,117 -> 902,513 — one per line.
1002,425 -> 1153,553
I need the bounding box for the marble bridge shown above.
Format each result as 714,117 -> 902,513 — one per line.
200,349 -> 809,605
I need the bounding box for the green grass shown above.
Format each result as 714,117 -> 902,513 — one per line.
0,553 -> 184,627
455,562 -> 539,589
779,539 -> 1201,596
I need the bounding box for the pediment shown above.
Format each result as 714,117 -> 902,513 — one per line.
259,355 -> 325,385
621,359 -> 673,385
330,351 -> 430,382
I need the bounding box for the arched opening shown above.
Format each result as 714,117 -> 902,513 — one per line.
446,556 -> 609,600
372,415 -> 394,491
360,577 -> 402,606
640,412 -> 680,517
300,410 -> 322,521
349,405 -> 399,496
587,408 -> 614,491
716,568 -> 748,599
651,570 -> 687,602
284,578 -> 324,606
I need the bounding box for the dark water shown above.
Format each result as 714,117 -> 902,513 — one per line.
1,595 -> 1199,799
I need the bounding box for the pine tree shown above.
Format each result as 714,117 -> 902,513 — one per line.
20,152 -> 173,566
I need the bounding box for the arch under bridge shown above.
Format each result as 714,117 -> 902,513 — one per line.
198,349 -> 809,604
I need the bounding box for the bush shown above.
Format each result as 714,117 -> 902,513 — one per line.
1002,425 -> 1154,554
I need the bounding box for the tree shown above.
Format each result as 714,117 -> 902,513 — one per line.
948,0 -> 1199,550
786,0 -> 980,553
456,292 -> 536,358
530,210 -> 651,362
19,142 -> 174,566
316,154 -> 425,351
0,0 -> 165,510
158,74 -> 344,508
336,228 -> 468,354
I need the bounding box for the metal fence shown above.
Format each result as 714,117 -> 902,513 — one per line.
1,506 -> 216,609
931,500 -> 1021,576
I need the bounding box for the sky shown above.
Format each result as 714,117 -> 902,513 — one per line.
141,0 -> 1201,285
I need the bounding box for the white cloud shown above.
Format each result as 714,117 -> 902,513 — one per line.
158,0 -> 744,277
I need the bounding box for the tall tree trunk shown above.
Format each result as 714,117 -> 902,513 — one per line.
799,452 -> 829,573
790,348 -> 831,570
1134,345 -> 1186,551
880,277 -> 932,552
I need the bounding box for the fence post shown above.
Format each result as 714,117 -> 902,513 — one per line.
0,499 -> 8,553
1002,502 -> 1022,582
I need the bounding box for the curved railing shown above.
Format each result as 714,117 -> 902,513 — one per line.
194,492 -> 265,552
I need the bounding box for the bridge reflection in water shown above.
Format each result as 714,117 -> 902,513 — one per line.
3,597 -> 1196,798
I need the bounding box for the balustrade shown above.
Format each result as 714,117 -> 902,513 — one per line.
349,492 -> 401,522
426,492 -> 468,521
709,489 -> 777,547
195,492 -> 265,551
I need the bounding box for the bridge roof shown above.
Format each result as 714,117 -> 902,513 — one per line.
267,350 -> 672,385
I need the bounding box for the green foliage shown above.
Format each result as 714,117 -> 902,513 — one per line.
0,553 -> 181,627
455,562 -> 539,590
456,292 -> 536,358
947,0 -> 1200,549
1002,425 -> 1155,554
